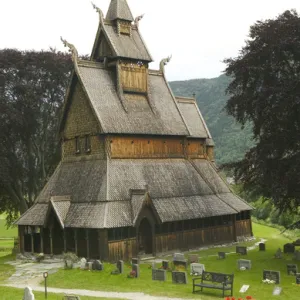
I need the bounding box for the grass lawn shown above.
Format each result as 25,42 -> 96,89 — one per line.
0,219 -> 17,238
44,223 -> 300,300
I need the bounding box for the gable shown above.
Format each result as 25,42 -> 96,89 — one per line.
92,30 -> 114,61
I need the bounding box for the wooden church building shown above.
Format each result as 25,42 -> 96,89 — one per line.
16,0 -> 253,261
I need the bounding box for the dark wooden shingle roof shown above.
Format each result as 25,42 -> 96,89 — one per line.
105,0 -> 134,22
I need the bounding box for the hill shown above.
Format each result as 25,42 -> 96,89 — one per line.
169,74 -> 254,165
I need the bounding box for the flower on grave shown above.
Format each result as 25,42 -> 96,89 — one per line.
240,266 -> 246,271
238,298 -> 244,300
246,296 -> 252,299
127,270 -> 137,278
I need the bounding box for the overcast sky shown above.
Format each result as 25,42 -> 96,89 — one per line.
1,0 -> 299,81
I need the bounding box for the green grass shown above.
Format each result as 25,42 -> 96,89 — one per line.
0,219 -> 17,238
45,223 -> 300,300
0,286 -> 125,300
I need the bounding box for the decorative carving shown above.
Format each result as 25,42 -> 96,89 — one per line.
134,14 -> 144,28
60,37 -> 78,63
91,2 -> 104,21
159,55 -> 172,73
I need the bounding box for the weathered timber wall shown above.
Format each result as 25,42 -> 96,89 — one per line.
64,82 -> 100,139
155,225 -> 234,253
110,136 -> 185,158
95,36 -> 113,59
108,238 -> 137,262
236,219 -> 252,237
120,63 -> 147,93
186,140 -> 205,158
206,146 -> 214,161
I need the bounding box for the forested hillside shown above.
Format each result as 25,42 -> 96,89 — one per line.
170,75 -> 254,165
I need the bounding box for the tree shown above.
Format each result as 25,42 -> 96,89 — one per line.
223,10 -> 300,212
0,49 -> 73,225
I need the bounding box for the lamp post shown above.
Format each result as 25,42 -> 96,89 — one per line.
43,271 -> 48,299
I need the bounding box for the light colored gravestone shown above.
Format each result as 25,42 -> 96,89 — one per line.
132,263 -> 140,278
287,264 -> 298,275
173,253 -> 185,261
23,286 -> 35,300
152,269 -> 166,281
236,246 -> 247,255
188,254 -> 199,264
172,271 -> 188,284
239,285 -> 250,293
272,286 -> 282,296
92,260 -> 103,271
80,258 -> 86,269
87,262 -> 93,270
117,260 -> 124,274
190,263 -> 205,275
275,248 -> 283,259
263,270 -> 281,284
238,259 -> 252,270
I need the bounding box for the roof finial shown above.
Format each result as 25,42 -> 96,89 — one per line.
60,37 -> 79,64
134,14 -> 144,29
91,2 -> 104,23
159,55 -> 172,73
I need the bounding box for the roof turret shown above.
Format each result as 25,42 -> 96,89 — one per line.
106,0 -> 134,22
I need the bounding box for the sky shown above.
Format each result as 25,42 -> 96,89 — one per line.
1,0 -> 299,81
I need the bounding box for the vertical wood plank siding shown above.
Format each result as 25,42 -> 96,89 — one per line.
120,64 -> 147,93
236,219 -> 252,237
108,238 -> 137,262
186,140 -> 205,158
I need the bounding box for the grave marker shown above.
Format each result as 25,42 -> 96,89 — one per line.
239,285 -> 249,293
218,251 -> 226,259
63,295 -> 81,300
284,243 -> 295,254
173,253 -> 185,261
162,260 -> 169,270
152,269 -> 166,281
173,260 -> 187,270
275,248 -> 283,259
263,270 -> 281,284
23,286 -> 35,300
294,250 -> 300,261
188,254 -> 199,264
259,243 -> 266,251
80,258 -> 86,269
132,263 -> 140,278
296,273 -> 300,284
117,260 -> 124,274
190,263 -> 205,275
92,260 -> 103,271
238,259 -> 252,270
287,264 -> 298,275
132,258 -> 139,265
172,271 -> 188,284
272,287 -> 282,296
236,246 -> 247,255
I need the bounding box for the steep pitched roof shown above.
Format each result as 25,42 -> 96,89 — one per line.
106,0 -> 134,22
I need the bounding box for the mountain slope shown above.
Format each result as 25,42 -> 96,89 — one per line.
170,74 -> 253,165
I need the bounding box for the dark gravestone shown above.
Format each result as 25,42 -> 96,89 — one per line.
236,246 -> 247,255
218,252 -> 226,259
188,254 -> 199,264
296,273 -> 300,284
152,269 -> 167,281
162,260 -> 169,270
284,243 -> 295,254
259,243 -> 266,251
238,259 -> 252,270
132,263 -> 140,278
172,271 -> 188,284
294,251 -> 300,261
263,270 -> 281,284
287,264 -> 298,275
132,258 -> 139,265
92,260 -> 103,271
117,260 -> 124,274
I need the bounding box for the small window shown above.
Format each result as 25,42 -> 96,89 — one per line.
75,137 -> 80,154
85,135 -> 91,153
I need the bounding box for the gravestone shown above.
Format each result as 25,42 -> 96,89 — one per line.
151,262 -> 156,269
284,243 -> 295,254
173,260 -> 187,270
294,250 -> 300,261
173,253 -> 185,261
236,246 -> 247,255
117,260 -> 124,274
63,295 -> 81,300
293,239 -> 300,246
238,259 -> 252,270
132,258 -> 139,265
259,243 -> 266,251
23,286 -> 35,300
239,285 -> 250,293
152,269 -> 167,281
263,270 -> 281,284
272,287 -> 282,296
172,271 -> 188,284
132,263 -> 140,278
275,248 -> 283,259
287,264 -> 298,275
296,273 -> 300,284
80,258 -> 87,269
87,262 -> 93,270
188,254 -> 199,264
162,260 -> 169,270
190,263 -> 205,275
92,260 -> 103,271
218,251 -> 226,259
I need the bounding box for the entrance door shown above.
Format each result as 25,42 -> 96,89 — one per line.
138,218 -> 153,254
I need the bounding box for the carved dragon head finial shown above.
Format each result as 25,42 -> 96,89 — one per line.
134,14 -> 144,28
159,55 -> 172,73
60,37 -> 79,64
91,2 -> 104,22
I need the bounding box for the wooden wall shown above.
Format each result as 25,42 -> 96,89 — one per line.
236,219 -> 252,237
120,63 -> 147,93
108,238 -> 137,262
186,140 -> 205,158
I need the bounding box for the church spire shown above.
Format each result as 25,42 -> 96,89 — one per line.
106,0 -> 134,22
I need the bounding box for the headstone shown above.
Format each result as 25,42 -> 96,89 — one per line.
275,248 -> 283,259
63,295 -> 81,300
23,286 -> 35,300
284,243 -> 295,254
293,239 -> 300,246
259,242 -> 266,251
132,263 -> 140,278
132,258 -> 139,265
218,252 -> 226,259
294,250 -> 300,261
236,246 -> 247,255
190,263 -> 205,275
238,259 -> 252,270
92,260 -> 103,271
80,258 -> 87,269
117,260 -> 124,274
162,260 -> 169,270
172,271 -> 188,284
87,262 -> 93,270
287,264 -> 298,275
188,254 -> 199,264
239,285 -> 250,293
263,270 -> 281,284
152,269 -> 167,281
173,253 -> 185,261
151,262 -> 156,269
173,260 -> 187,270
272,287 -> 282,296
296,273 -> 300,284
